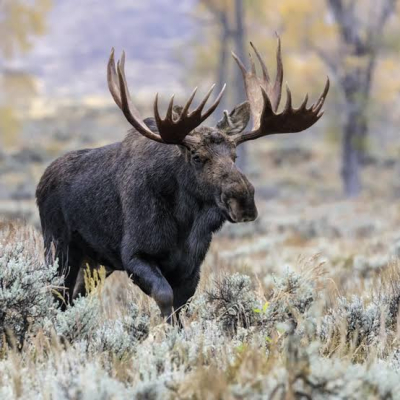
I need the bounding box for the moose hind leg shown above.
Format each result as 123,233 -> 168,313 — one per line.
53,244 -> 84,309
124,256 -> 174,320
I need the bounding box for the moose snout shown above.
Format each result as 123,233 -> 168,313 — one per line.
221,180 -> 258,223
226,197 -> 258,223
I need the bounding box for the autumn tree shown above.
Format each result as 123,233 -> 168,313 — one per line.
248,0 -> 399,196
321,0 -> 397,196
192,0 -> 400,196
0,0 -> 52,147
197,0 -> 248,170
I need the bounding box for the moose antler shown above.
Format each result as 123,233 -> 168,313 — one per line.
231,36 -> 330,145
108,49 -> 226,146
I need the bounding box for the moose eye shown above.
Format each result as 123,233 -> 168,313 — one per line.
192,155 -> 202,164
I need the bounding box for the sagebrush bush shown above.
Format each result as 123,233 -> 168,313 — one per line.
89,303 -> 149,358
53,295 -> 101,343
2,223 -> 400,399
265,271 -> 315,320
321,268 -> 400,356
203,273 -> 261,332
0,243 -> 61,347
353,254 -> 389,277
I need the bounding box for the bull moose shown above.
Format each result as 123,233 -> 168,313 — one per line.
36,37 -> 329,321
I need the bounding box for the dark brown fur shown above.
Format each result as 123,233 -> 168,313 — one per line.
36,108 -> 257,320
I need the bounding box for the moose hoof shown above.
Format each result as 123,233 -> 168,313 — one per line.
153,287 -> 174,318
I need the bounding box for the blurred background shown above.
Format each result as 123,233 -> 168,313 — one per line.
1,0 -> 400,243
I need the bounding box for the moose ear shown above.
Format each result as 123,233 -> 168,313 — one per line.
216,101 -> 250,134
143,117 -> 159,133
172,105 -> 183,120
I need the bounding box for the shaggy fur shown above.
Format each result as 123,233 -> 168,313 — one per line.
36,110 -> 257,319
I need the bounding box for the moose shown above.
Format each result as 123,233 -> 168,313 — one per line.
36,37 -> 329,322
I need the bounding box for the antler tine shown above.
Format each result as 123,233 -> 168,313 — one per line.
249,42 -> 270,83
294,78 -> 329,114
115,54 -> 163,143
117,51 -> 145,122
249,51 -> 257,75
107,48 -> 122,108
283,84 -> 292,113
273,36 -> 283,111
249,38 -> 283,112
191,84 -> 216,116
154,93 -> 161,124
231,51 -> 247,77
260,87 -> 274,114
195,83 -> 226,122
115,58 -> 134,123
109,49 -> 225,146
298,93 -> 309,111
119,51 -> 133,103
166,95 -> 175,121
199,84 -> 226,122
312,77 -> 330,114
231,37 -> 330,145
181,87 -> 198,116
153,84 -> 226,145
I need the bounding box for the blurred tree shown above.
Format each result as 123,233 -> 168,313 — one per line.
323,0 -> 397,196
0,0 -> 52,147
250,0 -> 398,197
198,0 -> 248,171
191,0 -> 399,197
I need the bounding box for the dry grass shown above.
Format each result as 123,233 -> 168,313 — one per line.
1,140 -> 400,398
1,211 -> 400,399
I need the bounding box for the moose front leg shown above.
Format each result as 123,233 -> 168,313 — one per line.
124,256 -> 174,320
172,269 -> 201,318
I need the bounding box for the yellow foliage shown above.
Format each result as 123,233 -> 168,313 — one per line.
193,0 -> 400,129
0,0 -> 52,58
0,106 -> 21,147
83,264 -> 107,295
342,55 -> 372,70
3,72 -> 37,104
0,0 -> 52,147
373,57 -> 400,105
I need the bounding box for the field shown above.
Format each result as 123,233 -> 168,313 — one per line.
4,0 -> 400,397
1,139 -> 400,400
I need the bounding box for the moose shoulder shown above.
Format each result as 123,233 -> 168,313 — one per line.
36,37 -> 329,322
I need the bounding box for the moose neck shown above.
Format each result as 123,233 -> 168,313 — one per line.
175,147 -> 227,222
122,129 -> 227,234
182,157 -> 229,239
